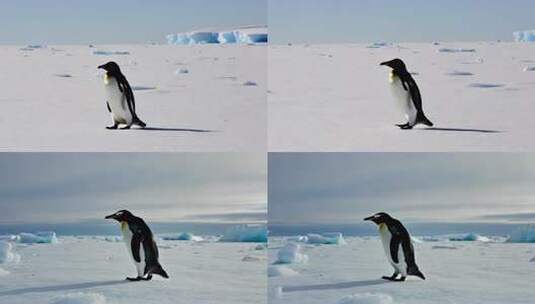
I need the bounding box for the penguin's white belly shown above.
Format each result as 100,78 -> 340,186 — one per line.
120,222 -> 145,277
378,224 -> 407,276
104,77 -> 132,124
389,74 -> 417,125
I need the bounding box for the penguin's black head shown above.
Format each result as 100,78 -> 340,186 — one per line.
364,212 -> 392,225
105,209 -> 133,222
98,61 -> 122,74
380,58 -> 407,71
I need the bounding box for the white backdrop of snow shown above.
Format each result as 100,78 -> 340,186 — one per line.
49,292 -> 107,304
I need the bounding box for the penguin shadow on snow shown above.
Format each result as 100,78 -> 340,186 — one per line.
0,280 -> 129,297
418,127 -> 502,134
282,279 -> 393,293
128,126 -> 215,133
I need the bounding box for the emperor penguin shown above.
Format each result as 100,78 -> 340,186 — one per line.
98,62 -> 146,130
105,210 -> 169,281
380,58 -> 433,130
364,212 -> 425,282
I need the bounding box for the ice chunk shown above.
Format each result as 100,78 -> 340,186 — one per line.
175,68 -> 189,75
438,48 -> 476,53
92,50 -> 130,55
523,66 -> 535,72
366,42 -> 392,49
275,243 -> 308,264
468,83 -> 504,89
269,286 -> 283,300
449,233 -> 490,242
243,81 -> 258,86
50,292 -> 107,304
161,232 -> 203,242
507,224 -> 535,243
219,224 -> 267,243
306,232 -> 346,245
514,30 -> 535,42
268,265 -> 299,277
337,293 -> 394,304
0,241 -> 21,264
19,231 -> 58,244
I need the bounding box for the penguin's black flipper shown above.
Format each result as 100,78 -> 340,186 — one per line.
131,234 -> 142,263
106,102 -> 111,113
390,236 -> 402,264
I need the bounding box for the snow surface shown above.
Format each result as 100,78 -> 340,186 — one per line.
268,236 -> 535,304
220,224 -> 268,243
269,42 -> 535,151
0,236 -> 266,304
514,30 -> 535,42
0,44 -> 266,152
167,25 -> 267,45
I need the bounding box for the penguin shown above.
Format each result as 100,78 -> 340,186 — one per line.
98,62 -> 146,130
380,58 -> 433,130
105,210 -> 169,281
364,212 -> 425,282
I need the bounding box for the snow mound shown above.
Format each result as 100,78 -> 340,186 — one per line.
268,265 -> 299,277
0,241 -> 20,264
523,66 -> 535,72
432,245 -> 458,250
307,233 -> 346,245
175,68 -> 189,74
366,42 -> 392,49
438,48 -> 476,53
446,71 -> 474,76
507,224 -> 535,243
104,236 -> 121,242
50,292 -> 107,304
19,231 -> 58,244
275,243 -> 308,264
167,25 -> 267,45
161,232 -> 203,242
449,233 -> 490,242
269,286 -> 283,300
219,225 -> 267,243
514,30 -> 535,42
337,293 -> 394,304
468,83 -> 504,89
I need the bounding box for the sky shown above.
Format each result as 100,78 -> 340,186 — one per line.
269,153 -> 535,225
0,0 -> 266,44
0,153 -> 266,225
269,0 -> 535,44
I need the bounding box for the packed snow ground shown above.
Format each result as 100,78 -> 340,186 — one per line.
269,42 -> 535,151
268,236 -> 535,304
0,44 -> 266,151
0,236 -> 266,304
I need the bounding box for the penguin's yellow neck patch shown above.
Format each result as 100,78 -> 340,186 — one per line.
389,71 -> 395,83
103,74 -> 110,85
379,223 -> 387,231
120,221 -> 128,232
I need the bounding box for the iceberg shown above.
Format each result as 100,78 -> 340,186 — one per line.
167,25 -> 267,45
0,241 -> 21,264
92,50 -> 130,56
507,224 -> 535,243
306,232 -> 346,245
514,30 -> 535,42
161,232 -> 203,242
19,231 -> 58,244
449,233 -> 490,242
219,224 -> 267,243
275,243 -> 308,264
438,48 -> 476,53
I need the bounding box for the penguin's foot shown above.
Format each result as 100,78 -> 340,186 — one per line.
106,124 -> 118,130
140,275 -> 152,281
126,276 -> 142,281
396,123 -> 413,130
382,275 -> 406,282
119,125 -> 131,130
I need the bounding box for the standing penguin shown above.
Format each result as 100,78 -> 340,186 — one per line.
380,58 -> 433,129
364,212 -> 425,282
98,62 -> 146,129
105,210 -> 169,281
